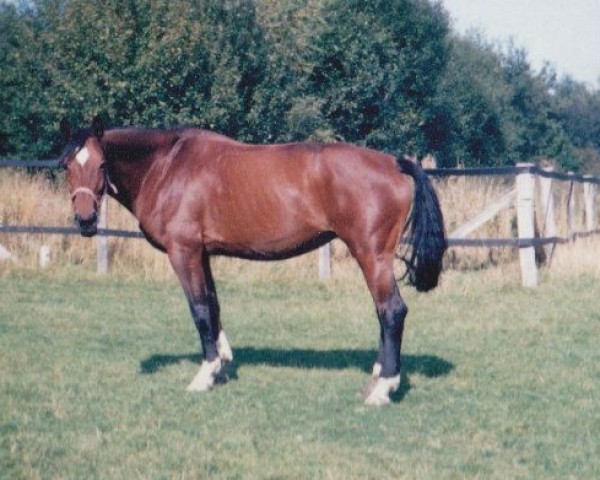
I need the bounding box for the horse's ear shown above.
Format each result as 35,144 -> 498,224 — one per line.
60,118 -> 72,141
91,115 -> 104,139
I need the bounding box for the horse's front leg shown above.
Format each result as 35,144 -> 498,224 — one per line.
168,244 -> 231,392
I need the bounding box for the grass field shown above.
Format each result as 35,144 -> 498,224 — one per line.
1,259 -> 600,479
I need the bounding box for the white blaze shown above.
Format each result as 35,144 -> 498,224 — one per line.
75,147 -> 90,166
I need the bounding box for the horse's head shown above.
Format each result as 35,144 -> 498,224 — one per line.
59,116 -> 111,237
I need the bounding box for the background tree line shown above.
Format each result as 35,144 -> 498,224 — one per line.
1,0 -> 599,171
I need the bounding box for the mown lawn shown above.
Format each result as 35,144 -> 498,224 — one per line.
1,264 -> 599,479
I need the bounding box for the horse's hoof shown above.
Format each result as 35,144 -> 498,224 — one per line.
361,376 -> 379,398
186,358 -> 222,392
364,392 -> 391,406
362,374 -> 400,406
186,382 -> 211,393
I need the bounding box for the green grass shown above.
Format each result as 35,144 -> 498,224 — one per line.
1,264 -> 600,479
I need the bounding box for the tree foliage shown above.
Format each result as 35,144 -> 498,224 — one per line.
1,0 -> 599,171
429,35 -> 510,167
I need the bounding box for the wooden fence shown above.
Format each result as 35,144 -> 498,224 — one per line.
320,162 -> 600,287
1,160 -> 599,287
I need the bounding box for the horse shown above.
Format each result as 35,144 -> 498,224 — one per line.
58,116 -> 446,406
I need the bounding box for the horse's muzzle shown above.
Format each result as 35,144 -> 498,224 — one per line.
75,212 -> 98,237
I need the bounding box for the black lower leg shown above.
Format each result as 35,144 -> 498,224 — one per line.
375,328 -> 385,371
190,301 -> 219,362
203,254 -> 222,339
378,295 -> 408,378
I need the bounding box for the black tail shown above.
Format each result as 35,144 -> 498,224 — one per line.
397,157 -> 447,292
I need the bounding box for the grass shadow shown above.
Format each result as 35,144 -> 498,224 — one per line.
140,347 -> 453,401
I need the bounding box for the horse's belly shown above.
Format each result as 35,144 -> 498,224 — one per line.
202,188 -> 330,257
204,223 -> 332,260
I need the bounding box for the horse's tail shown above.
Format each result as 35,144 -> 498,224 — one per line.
397,157 -> 447,292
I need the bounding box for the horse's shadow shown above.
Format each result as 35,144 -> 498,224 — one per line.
140,347 -> 453,402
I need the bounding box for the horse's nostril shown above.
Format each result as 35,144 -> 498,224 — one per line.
75,211 -> 98,229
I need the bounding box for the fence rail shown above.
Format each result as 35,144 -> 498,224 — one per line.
1,159 -> 599,286
0,224 -> 144,238
426,165 -> 600,184
2,225 -> 598,247
0,159 -> 59,168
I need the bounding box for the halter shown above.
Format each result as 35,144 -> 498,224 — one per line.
70,169 -> 118,205
71,186 -> 98,203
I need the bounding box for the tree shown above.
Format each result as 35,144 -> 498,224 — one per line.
0,0 -> 267,159
500,47 -> 571,167
553,76 -> 600,173
1,0 -> 597,172
430,35 -> 580,170
307,0 -> 450,155
0,1 -> 53,158
429,35 -> 511,167
554,76 -> 600,150
248,0 -> 331,143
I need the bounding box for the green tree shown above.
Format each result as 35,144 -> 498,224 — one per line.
307,0 -> 450,155
553,76 -> 600,173
431,35 -> 579,170
2,0 -> 596,172
554,76 -> 600,150
0,1 -> 52,158
429,35 -> 511,167
249,0 -> 331,142
0,0 -> 267,158
500,47 -> 571,166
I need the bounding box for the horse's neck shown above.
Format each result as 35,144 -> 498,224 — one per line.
103,133 -> 160,213
106,157 -> 148,214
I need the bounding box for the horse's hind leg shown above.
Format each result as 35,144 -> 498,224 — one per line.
204,255 -> 233,365
168,245 -> 231,392
355,251 -> 408,405
366,284 -> 407,405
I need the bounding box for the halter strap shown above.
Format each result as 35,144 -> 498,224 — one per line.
71,187 -> 97,202
70,170 -> 118,203
105,172 -> 118,195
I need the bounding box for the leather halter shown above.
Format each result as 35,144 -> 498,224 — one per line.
71,186 -> 98,203
70,170 -> 118,205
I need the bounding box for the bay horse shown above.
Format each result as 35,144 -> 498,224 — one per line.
59,117 -> 446,406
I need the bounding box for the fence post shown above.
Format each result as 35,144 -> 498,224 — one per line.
39,245 -> 51,269
319,243 -> 331,280
516,163 -> 537,288
583,177 -> 596,232
0,243 -> 12,261
97,196 -> 109,274
538,167 -> 557,258
567,172 -> 576,242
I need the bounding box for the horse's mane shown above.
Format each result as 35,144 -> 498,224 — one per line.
104,127 -> 181,149
59,128 -> 92,163
61,125 -> 241,166
59,126 -> 175,164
